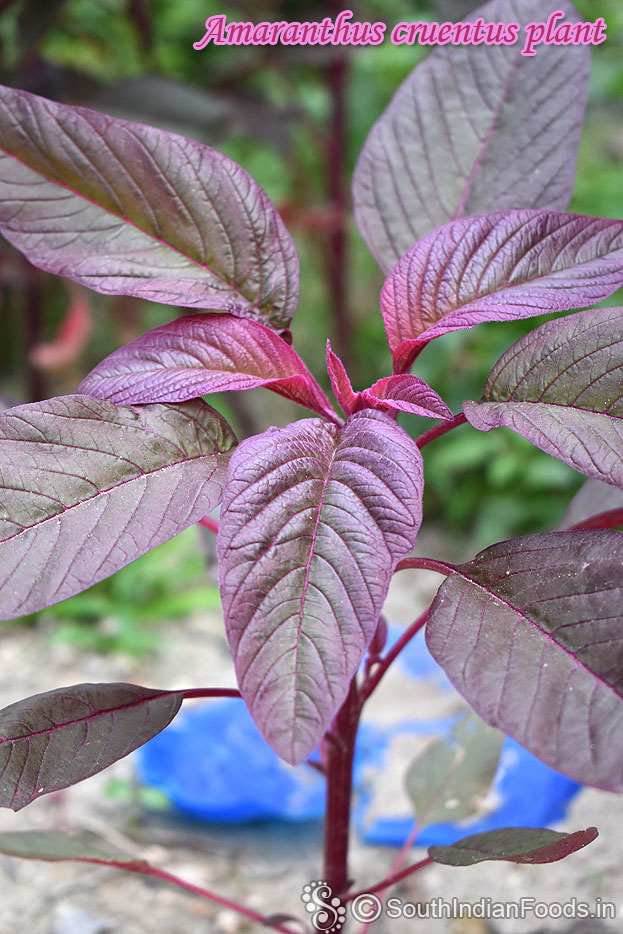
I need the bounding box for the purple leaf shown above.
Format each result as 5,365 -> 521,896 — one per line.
78,313 -> 336,419
0,85 -> 298,329
325,343 -> 450,419
363,375 -> 452,419
352,0 -> 590,272
464,307 -> 623,489
217,411 -> 423,764
381,211 -> 623,372
0,395 -> 235,620
560,479 -> 623,531
429,826 -> 599,867
426,530 -> 623,791
0,683 -> 183,809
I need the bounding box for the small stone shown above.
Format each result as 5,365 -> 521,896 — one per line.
50,901 -> 112,934
215,909 -> 242,933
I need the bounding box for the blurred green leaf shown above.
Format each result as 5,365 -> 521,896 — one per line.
405,713 -> 504,828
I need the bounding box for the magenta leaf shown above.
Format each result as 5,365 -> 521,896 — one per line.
429,827 -> 599,867
426,530 -> 623,791
0,683 -> 184,809
327,341 -> 359,416
0,85 -> 298,329
363,376 -> 452,419
0,396 -> 235,620
326,343 -> 450,419
381,211 -> 623,372
464,307 -> 623,489
217,411 -> 423,764
352,0 -> 589,272
78,313 -> 336,419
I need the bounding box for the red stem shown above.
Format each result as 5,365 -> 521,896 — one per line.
416,412 -> 468,449
342,857 -> 435,903
394,557 -> 456,575
181,687 -> 241,700
198,516 -> 219,534
80,860 -> 301,934
305,757 -> 325,775
324,678 -> 360,896
361,610 -> 429,701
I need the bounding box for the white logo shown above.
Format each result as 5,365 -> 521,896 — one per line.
350,893 -> 383,923
301,881 -> 347,932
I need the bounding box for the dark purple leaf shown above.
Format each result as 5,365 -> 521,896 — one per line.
426,530 -> 623,791
0,85 -> 298,328
352,0 -> 590,272
78,313 -> 336,419
381,212 -> 623,372
429,826 -> 599,867
0,829 -> 149,866
0,395 -> 235,620
217,411 -> 423,764
464,307 -> 623,489
363,375 -> 452,419
0,683 -> 183,809
561,479 -> 623,531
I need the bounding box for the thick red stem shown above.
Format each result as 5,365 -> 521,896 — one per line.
323,678 -> 360,896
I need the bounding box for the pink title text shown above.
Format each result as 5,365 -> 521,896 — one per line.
193,10 -> 607,57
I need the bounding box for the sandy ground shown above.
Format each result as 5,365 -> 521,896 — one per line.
0,563 -> 621,934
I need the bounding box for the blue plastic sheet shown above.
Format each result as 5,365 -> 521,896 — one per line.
138,699 -> 325,822
136,626 -> 582,843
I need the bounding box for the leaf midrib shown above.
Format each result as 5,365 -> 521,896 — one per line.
289,442 -> 339,760
0,452 -> 224,546
454,568 -> 622,699
0,689 -> 181,745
